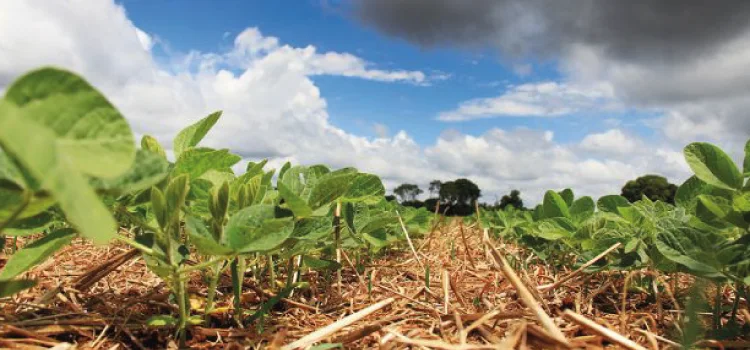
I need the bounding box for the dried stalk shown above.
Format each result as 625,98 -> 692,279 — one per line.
396,211 -> 423,269
483,238 -> 570,346
563,310 -> 648,350
281,297 -> 394,350
538,242 -> 621,291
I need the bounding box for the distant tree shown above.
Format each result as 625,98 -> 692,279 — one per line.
393,183 -> 423,202
621,174 -> 678,204
439,178 -> 481,216
401,200 -> 424,209
424,198 -> 439,212
428,180 -> 442,197
499,189 -> 524,210
385,195 -> 397,202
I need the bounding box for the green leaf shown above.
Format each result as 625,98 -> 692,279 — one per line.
0,68 -> 137,243
569,196 -> 595,223
165,175 -> 190,224
558,189 -> 574,207
277,181 -> 313,217
697,195 -> 748,228
141,135 -> 166,159
697,195 -> 731,221
744,139 -> 750,177
185,216 -> 233,255
173,111 -> 221,158
301,256 -> 341,271
597,195 -> 631,214
624,238 -> 640,253
278,162 -> 291,181
0,279 -> 36,298
533,218 -> 575,240
146,315 -> 177,327
199,169 -> 235,187
655,226 -> 721,274
279,165 -> 307,196
209,181 -> 230,221
733,192 -> 750,212
224,205 -> 293,253
675,176 -> 713,209
246,159 -> 268,175
4,211 -> 56,236
341,173 -> 385,204
307,172 -> 357,210
90,149 -> 169,194
172,147 -> 241,180
0,228 -> 76,280
542,190 -> 569,218
3,67 -> 136,178
684,142 -> 742,191
0,148 -> 27,187
151,187 -> 167,229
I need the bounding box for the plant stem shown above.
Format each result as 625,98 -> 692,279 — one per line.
334,201 -> 342,295
230,257 -> 245,325
115,235 -> 158,256
730,282 -> 742,325
180,257 -> 224,274
714,282 -> 723,330
204,261 -> 225,326
174,269 -> 188,348
268,255 -> 276,291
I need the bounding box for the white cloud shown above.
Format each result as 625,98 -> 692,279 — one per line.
0,0 -> 700,206
561,37 -> 750,146
579,129 -> 638,155
135,28 -> 154,52
437,81 -> 617,121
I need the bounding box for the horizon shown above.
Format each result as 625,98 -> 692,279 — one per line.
2,0 -> 748,205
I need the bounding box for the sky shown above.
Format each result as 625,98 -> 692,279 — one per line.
1,0 -> 749,204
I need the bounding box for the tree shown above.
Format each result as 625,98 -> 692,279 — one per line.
393,183 -> 423,202
621,174 -> 678,204
428,180 -> 442,197
499,189 -> 524,210
439,178 -> 481,216
424,198 -> 439,212
385,195 -> 397,202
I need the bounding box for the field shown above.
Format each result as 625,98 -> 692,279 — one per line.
2,68 -> 750,349
0,221 -> 714,349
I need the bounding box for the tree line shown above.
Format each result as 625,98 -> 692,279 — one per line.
387,174 -> 678,216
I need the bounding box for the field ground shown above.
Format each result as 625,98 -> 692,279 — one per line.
0,221 -> 744,349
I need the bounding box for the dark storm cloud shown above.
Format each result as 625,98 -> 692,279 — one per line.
354,0 -> 750,62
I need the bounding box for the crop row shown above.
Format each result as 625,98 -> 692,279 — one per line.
478,138 -> 750,338
1,67 -> 749,345
0,67 -> 432,346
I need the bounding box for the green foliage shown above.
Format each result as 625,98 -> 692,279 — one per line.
498,189 -> 524,210
7,66 -> 750,346
684,142 -> 743,191
173,111 -> 221,159
621,174 -> 678,204
0,228 -> 76,280
0,68 -> 138,244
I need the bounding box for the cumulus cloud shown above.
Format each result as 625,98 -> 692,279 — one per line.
0,0 -> 700,205
579,129 -> 638,155
437,81 -> 617,121
354,0 -> 750,143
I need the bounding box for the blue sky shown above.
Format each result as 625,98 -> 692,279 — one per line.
118,0 -> 645,146
4,1 -> 746,203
